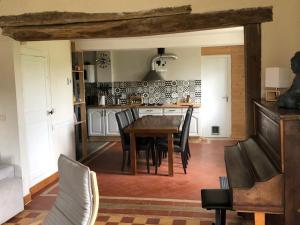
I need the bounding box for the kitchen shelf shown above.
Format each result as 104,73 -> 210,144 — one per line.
73,101 -> 86,105
72,48 -> 88,160
74,120 -> 86,126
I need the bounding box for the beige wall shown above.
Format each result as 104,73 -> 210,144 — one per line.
0,0 -> 299,94
111,47 -> 202,81
76,28 -> 244,50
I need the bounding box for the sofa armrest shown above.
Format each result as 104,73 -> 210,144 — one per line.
0,165 -> 14,180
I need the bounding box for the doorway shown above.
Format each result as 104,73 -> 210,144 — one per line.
201,55 -> 231,137
21,48 -> 53,186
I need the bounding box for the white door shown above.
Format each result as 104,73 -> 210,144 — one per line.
88,109 -> 105,136
201,55 -> 231,137
21,53 -> 53,186
105,109 -> 121,136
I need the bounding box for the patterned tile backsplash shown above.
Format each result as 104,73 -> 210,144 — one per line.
85,80 -> 201,105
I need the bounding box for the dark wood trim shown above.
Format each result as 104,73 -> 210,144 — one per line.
0,5 -> 191,27
23,193 -> 32,205
29,172 -> 59,198
0,6 -> 272,41
22,172 -> 59,206
244,23 -> 262,136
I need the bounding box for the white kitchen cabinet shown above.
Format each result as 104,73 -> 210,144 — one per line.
139,108 -> 163,116
88,107 -> 201,137
88,108 -> 105,136
163,108 -> 182,115
105,109 -> 121,136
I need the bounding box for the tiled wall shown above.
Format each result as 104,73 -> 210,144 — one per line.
85,80 -> 201,105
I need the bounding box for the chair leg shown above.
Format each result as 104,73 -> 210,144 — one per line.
155,148 -> 159,175
185,150 -> 189,165
151,143 -> 156,166
146,147 -> 150,174
187,139 -> 191,158
181,152 -> 187,174
215,209 -> 226,225
121,151 -> 126,171
159,150 -> 163,166
127,152 -> 131,167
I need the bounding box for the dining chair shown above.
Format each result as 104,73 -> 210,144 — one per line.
125,109 -> 134,124
127,108 -> 155,165
174,106 -> 193,159
155,110 -> 192,174
42,154 -> 99,225
131,107 -> 139,121
115,111 -> 153,173
161,107 -> 193,161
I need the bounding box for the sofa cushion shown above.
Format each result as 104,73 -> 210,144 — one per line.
0,165 -> 14,181
0,177 -> 24,224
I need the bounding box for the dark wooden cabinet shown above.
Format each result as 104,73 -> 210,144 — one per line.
254,101 -> 300,225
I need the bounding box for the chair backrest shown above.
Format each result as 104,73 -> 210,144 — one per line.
115,111 -> 130,149
43,154 -> 99,225
179,110 -> 192,150
131,108 -> 139,121
125,109 -> 134,124
187,106 -> 193,131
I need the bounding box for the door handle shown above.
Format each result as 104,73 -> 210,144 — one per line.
47,109 -> 54,115
222,96 -> 229,102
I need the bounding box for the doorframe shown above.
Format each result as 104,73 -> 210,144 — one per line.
20,47 -> 54,186
201,54 -> 231,137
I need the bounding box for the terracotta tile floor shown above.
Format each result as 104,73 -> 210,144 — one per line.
4,140 -> 254,225
87,140 -> 236,200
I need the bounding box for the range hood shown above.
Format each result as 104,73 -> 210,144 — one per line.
143,48 -> 178,81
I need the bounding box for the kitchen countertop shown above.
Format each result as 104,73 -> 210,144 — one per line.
87,103 -> 201,109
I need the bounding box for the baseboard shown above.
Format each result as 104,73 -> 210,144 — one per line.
23,193 -> 32,205
23,172 -> 59,205
89,136 -> 120,142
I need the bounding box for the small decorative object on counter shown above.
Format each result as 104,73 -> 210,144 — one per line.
130,94 -> 143,105
98,95 -> 106,106
277,52 -> 300,109
186,95 -> 191,103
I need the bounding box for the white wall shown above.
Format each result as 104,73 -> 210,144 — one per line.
0,38 -> 75,195
111,49 -> 155,81
76,28 -> 244,51
164,47 -> 202,80
0,37 -> 22,177
111,47 -> 202,81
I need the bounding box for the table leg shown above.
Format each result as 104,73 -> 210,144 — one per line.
130,131 -> 137,175
254,212 -> 265,225
167,133 -> 174,176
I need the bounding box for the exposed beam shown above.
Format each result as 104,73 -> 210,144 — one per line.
244,23 -> 262,136
0,7 -> 272,41
0,5 -> 192,27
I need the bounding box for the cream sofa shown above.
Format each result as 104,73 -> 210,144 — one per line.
0,164 -> 24,224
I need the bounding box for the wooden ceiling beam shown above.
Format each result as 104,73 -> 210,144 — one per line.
0,6 -> 273,41
0,5 -> 192,27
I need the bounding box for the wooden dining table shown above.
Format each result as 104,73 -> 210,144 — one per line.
124,115 -> 182,176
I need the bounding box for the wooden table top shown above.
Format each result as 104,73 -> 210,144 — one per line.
124,115 -> 182,134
